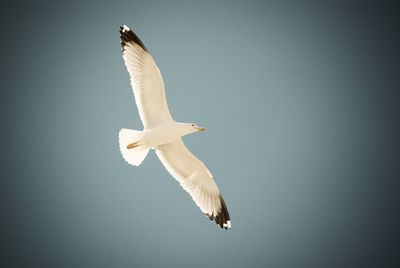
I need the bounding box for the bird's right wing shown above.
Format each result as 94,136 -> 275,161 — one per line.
156,139 -> 231,229
120,25 -> 173,129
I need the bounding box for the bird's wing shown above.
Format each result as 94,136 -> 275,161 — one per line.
120,25 -> 173,129
156,139 -> 231,229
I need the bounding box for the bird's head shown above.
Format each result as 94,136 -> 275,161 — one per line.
180,122 -> 206,135
190,123 -> 206,132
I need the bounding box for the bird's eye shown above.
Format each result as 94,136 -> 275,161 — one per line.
192,124 -> 195,127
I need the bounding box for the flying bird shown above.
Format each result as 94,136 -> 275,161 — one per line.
118,25 -> 231,229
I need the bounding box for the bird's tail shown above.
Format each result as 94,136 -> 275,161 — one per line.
119,128 -> 150,166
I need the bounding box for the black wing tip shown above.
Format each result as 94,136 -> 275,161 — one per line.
205,194 -> 231,230
119,25 -> 147,52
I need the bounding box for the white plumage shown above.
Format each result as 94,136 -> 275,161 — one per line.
118,25 -> 231,229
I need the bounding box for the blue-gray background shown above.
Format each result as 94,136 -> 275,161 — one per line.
1,1 -> 399,267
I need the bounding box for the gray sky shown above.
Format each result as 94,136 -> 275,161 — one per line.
1,1 -> 399,267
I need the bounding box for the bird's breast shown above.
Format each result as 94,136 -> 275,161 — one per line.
141,124 -> 181,148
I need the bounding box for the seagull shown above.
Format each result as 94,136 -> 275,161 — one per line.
118,25 -> 231,230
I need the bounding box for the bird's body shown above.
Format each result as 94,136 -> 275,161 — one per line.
137,122 -> 202,149
118,25 -> 231,229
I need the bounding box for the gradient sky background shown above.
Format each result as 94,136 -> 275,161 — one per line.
1,1 -> 399,267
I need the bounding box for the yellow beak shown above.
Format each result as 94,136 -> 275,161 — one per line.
196,127 -> 206,132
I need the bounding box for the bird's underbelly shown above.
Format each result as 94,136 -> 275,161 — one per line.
140,126 -> 180,148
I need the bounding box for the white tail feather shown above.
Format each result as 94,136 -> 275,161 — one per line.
119,128 -> 150,166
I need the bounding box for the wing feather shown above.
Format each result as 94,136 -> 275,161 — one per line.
156,139 -> 231,229
120,25 -> 173,128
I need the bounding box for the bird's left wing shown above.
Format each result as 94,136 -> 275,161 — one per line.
156,139 -> 231,229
